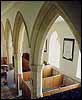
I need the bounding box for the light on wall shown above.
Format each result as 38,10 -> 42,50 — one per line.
48,31 -> 60,68
76,51 -> 81,79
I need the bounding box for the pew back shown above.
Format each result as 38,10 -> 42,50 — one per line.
43,83 -> 80,96
42,66 -> 53,78
43,74 -> 63,89
23,71 -> 31,81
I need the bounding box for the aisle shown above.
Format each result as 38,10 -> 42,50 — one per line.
1,77 -> 17,99
1,85 -> 17,99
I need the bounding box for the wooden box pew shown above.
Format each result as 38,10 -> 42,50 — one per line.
42,74 -> 81,97
19,71 -> 31,99
43,83 -> 80,97
22,79 -> 31,99
42,66 -> 53,78
19,71 -> 31,90
42,65 -> 61,78
23,71 -> 31,81
42,74 -> 63,91
19,75 -> 31,99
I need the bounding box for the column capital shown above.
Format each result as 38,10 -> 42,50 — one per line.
30,64 -> 43,67
30,64 -> 43,72
14,51 -> 22,55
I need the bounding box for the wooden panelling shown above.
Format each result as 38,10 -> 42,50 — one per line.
43,91 -> 51,96
42,66 -> 53,78
22,57 -> 30,72
60,83 -> 80,92
22,79 -> 31,99
23,71 -> 31,81
22,53 -> 30,72
42,74 -> 63,89
53,75 -> 63,87
44,77 -> 53,89
43,83 -> 80,97
22,53 -> 29,61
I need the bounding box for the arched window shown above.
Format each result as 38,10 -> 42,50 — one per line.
76,51 -> 81,79
48,31 -> 60,68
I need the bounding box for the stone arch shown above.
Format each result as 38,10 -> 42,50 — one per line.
31,1 -> 81,65
5,19 -> 13,45
1,22 -> 7,57
1,22 -> 5,42
13,11 -> 29,53
12,11 -> 30,95
5,19 -> 13,64
30,2 -> 81,97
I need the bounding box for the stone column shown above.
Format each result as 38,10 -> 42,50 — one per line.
31,65 -> 37,99
8,47 -> 13,65
31,64 -> 43,99
37,66 -> 43,98
14,52 -> 23,96
4,39 -> 7,57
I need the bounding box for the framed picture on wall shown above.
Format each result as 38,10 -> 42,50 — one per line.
63,38 -> 75,61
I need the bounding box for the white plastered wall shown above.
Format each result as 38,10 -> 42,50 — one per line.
41,19 -> 80,82
22,29 -> 29,53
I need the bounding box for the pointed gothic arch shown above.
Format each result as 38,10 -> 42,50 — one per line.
1,22 -> 5,42
5,19 -> 13,43
30,1 -> 81,65
5,19 -> 13,64
30,2 -> 81,97
1,22 -> 7,57
13,11 -> 29,53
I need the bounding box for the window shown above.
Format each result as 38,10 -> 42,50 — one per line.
48,31 -> 60,68
76,50 -> 81,79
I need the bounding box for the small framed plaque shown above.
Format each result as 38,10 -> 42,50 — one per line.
63,38 -> 75,61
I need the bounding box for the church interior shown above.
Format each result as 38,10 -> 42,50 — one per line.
1,1 -> 81,99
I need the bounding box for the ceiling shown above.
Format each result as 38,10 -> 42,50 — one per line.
1,1 -> 16,15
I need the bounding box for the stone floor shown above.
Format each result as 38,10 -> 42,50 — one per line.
1,77 -> 17,99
